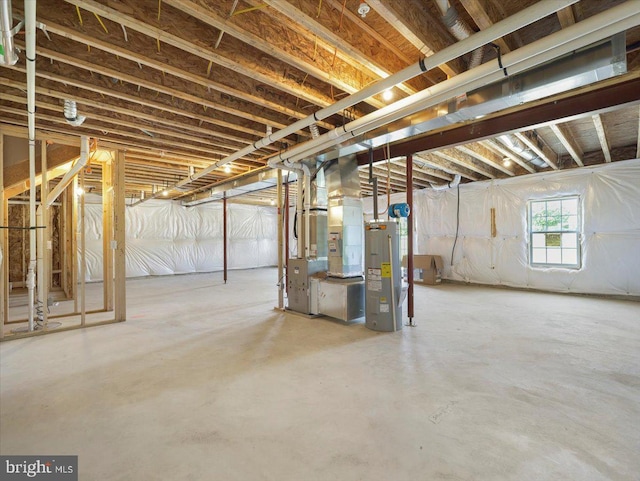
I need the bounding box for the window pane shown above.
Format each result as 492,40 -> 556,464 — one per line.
546,233 -> 561,247
564,214 -> 578,230
562,248 -> 578,265
532,248 -> 546,263
562,198 -> 578,215
547,248 -> 562,264
562,233 -> 577,248
532,213 -> 547,232
532,233 -> 546,247
531,202 -> 546,216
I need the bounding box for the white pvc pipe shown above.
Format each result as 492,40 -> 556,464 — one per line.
25,0 -> 37,331
134,0 -> 577,206
47,136 -> 90,207
271,3 -> 639,167
0,0 -> 18,65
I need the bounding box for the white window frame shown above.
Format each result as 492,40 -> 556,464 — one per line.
528,195 -> 581,269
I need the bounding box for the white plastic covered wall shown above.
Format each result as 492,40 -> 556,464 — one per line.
364,159 -> 640,296
81,199 -> 277,281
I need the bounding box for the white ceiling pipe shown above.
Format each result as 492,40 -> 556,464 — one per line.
130,0 -> 578,207
46,136 -> 90,207
431,174 -> 461,190
270,3 -> 639,167
0,0 -> 19,65
25,0 -> 37,331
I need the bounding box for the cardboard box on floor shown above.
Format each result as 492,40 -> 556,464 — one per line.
402,255 -> 444,285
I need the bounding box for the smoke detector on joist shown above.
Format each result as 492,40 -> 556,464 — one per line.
357,2 -> 370,18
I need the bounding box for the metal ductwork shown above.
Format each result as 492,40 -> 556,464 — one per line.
63,99 -> 87,126
0,0 -> 19,65
497,135 -> 547,168
313,32 -> 627,164
443,5 -> 483,69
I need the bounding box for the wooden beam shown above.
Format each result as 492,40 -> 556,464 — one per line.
61,0 -> 337,109
636,105 -> 640,160
591,114 -> 612,163
432,149 -> 495,179
480,138 -> 536,174
113,151 -> 126,323
365,0 -> 460,77
40,20 -> 331,128
557,6 -> 576,29
165,0 -> 395,102
413,153 -> 479,181
0,94 -> 250,159
514,130 -> 559,170
102,159 -> 114,311
5,65 -> 272,139
0,132 -> 6,336
34,45 -> 289,131
456,144 -> 515,176
549,123 -> 584,167
458,0 -> 510,53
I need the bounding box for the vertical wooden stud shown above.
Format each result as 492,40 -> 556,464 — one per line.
113,150 -> 126,322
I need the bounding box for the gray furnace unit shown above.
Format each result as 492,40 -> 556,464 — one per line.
365,220 -> 403,331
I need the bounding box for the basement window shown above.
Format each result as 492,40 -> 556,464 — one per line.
528,196 -> 581,268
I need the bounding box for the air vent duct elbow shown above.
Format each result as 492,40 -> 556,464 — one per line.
63,99 -> 86,126
431,174 -> 461,191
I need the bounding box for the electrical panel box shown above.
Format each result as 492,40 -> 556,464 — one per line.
364,221 -> 403,332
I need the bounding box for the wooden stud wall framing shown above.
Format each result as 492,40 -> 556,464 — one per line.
102,157 -> 114,311
1,132 -> 6,338
0,136 -> 127,340
113,150 -> 126,323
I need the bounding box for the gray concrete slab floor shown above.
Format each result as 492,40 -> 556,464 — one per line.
1,267 -> 639,480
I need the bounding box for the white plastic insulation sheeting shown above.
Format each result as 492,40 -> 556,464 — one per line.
413,159 -> 640,296
81,199 -> 277,281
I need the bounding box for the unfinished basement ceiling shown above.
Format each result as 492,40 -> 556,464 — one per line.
1,0 -> 639,204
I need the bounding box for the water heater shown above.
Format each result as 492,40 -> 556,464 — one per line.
364,220 -> 403,331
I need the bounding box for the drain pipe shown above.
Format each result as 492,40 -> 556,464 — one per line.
131,0 -> 577,206
268,3 -> 639,168
280,160 -> 310,259
431,174 -> 461,191
25,0 -> 36,331
439,1 -> 484,69
47,136 -> 90,207
0,0 -> 19,66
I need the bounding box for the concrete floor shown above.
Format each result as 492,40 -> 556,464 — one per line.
1,268 -> 639,480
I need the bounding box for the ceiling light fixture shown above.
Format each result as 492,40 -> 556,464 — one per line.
162,190 -> 169,197
503,158 -> 512,167
382,89 -> 393,101
224,165 -> 231,173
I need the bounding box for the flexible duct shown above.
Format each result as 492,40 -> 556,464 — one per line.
63,99 -> 86,126
309,123 -> 320,139
131,0 -> 577,206
443,6 -> 483,69
0,0 -> 18,66
498,135 -> 547,168
430,174 -> 461,191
